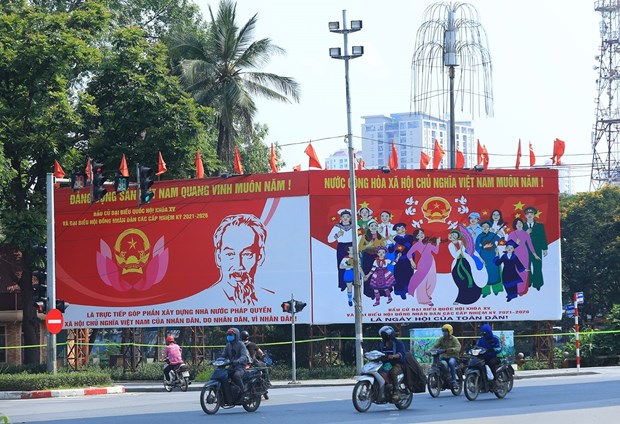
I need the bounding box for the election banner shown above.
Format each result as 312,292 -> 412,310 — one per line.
55,168 -> 561,328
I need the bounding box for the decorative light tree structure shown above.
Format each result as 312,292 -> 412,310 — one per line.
411,2 -> 493,169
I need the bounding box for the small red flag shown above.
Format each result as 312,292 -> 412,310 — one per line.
358,158 -> 365,170
433,140 -> 445,169
85,158 -> 92,180
234,146 -> 244,174
481,145 -> 490,169
269,144 -> 278,173
529,142 -> 536,167
156,151 -> 167,176
53,160 -> 65,179
119,154 -> 129,177
516,139 -> 522,170
304,142 -> 322,169
389,142 -> 399,171
195,150 -> 204,178
551,138 -> 566,165
293,164 -> 301,172
420,151 -> 430,170
477,139 -> 484,165
456,148 -> 465,169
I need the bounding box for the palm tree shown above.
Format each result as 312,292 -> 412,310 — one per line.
171,0 -> 300,170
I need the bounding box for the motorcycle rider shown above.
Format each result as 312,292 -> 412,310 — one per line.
430,323 -> 461,390
240,330 -> 269,400
163,335 -> 182,383
240,330 -> 265,366
377,325 -> 406,402
476,323 -> 502,384
221,327 -> 250,396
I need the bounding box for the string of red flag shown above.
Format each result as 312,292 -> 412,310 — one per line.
51,138 -> 567,180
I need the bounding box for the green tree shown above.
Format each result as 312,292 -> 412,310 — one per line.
83,26 -> 219,179
560,186 -> 620,318
171,0 -> 300,171
237,124 -> 284,174
0,0 -> 110,364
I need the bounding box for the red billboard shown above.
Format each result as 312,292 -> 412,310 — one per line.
55,169 -> 561,327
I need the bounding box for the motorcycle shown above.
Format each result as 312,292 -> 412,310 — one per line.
500,356 -> 515,392
426,348 -> 467,397
163,359 -> 190,392
200,358 -> 270,415
463,347 -> 510,401
351,350 -> 413,413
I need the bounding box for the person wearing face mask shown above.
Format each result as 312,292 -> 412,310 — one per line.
221,327 -> 250,395
377,325 -> 407,402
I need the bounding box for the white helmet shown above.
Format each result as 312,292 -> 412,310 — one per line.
378,325 -> 395,340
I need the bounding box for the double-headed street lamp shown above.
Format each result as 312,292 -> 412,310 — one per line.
329,10 -> 364,375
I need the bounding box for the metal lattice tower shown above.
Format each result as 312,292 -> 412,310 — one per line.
592,0 -> 620,189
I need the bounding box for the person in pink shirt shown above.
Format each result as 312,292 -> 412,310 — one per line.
163,335 -> 182,382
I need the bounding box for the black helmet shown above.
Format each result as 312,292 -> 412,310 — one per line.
240,330 -> 250,342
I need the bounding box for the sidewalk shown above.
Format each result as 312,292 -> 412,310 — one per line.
0,366 -> 611,399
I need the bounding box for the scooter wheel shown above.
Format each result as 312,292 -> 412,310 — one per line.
352,380 -> 373,413
427,373 -> 441,398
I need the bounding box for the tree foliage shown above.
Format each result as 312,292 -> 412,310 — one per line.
560,186 -> 620,317
171,0 -> 300,171
83,26 -> 219,179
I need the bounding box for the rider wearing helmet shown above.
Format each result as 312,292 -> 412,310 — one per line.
430,324 -> 462,389
240,330 -> 265,366
221,328 -> 250,395
476,323 -> 502,382
240,330 -> 269,400
163,335 -> 182,383
377,325 -> 406,402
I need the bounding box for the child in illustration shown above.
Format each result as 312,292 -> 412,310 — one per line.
507,218 -> 540,296
524,206 -> 548,291
448,230 -> 483,305
475,220 -> 504,298
377,210 -> 396,273
358,219 -> 385,299
327,209 -> 355,292
364,245 -> 396,306
339,246 -> 361,306
357,206 -> 374,234
493,240 -> 526,302
406,229 -> 440,307
391,223 -> 414,300
467,212 -> 482,240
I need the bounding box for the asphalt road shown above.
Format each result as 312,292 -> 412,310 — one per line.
2,367 -> 620,423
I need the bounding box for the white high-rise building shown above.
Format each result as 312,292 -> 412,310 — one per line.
325,149 -> 362,170
360,112 -> 475,170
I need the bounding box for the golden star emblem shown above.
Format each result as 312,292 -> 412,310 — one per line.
514,201 -> 525,211
128,238 -> 137,250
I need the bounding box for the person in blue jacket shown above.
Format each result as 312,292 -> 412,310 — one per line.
377,325 -> 406,402
476,323 -> 502,382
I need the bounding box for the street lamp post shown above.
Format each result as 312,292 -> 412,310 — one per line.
329,10 -> 364,375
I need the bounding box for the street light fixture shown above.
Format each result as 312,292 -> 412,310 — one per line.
329,9 -> 364,375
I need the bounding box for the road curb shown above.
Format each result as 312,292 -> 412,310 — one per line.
0,385 -> 125,400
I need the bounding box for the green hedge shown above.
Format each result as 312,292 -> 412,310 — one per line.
0,371 -> 112,391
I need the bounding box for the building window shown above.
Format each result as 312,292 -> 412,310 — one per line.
0,326 -> 6,363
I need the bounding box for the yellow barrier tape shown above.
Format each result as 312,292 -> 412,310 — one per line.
2,329 -> 619,350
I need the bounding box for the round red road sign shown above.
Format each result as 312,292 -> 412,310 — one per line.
46,308 -> 64,334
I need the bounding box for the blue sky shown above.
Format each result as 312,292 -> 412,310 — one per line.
195,0 -> 600,192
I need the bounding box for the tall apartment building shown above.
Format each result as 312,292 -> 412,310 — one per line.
325,149 -> 362,170
360,112 -> 475,170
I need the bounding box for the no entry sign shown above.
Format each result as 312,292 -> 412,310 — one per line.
46,308 -> 64,334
